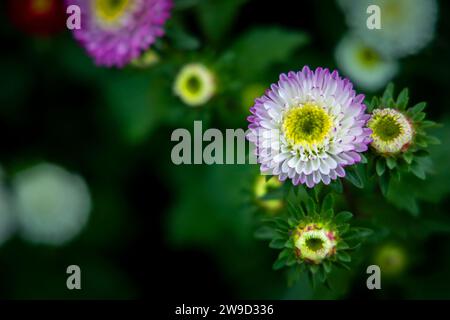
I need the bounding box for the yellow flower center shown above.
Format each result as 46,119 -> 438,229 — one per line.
305,237 -> 324,251
93,0 -> 133,27
186,75 -> 202,94
356,47 -> 381,69
293,224 -> 337,264
282,103 -> 333,147
370,114 -> 402,142
174,64 -> 216,107
368,108 -> 413,154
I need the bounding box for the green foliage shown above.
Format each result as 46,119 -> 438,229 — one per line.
195,0 -> 249,44
103,71 -> 168,144
226,27 -> 309,81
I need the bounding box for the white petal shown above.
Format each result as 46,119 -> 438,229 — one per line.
318,159 -> 331,175
304,160 -> 313,175
324,156 -> 338,170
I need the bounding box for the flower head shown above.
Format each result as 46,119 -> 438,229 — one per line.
13,163 -> 91,245
368,84 -> 439,181
68,0 -> 172,67
335,35 -> 399,91
339,0 -> 438,58
247,66 -> 372,188
368,108 -> 414,154
293,223 -> 337,264
174,63 -> 216,107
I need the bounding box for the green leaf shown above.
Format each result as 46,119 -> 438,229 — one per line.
386,157 -> 397,170
323,279 -> 333,290
305,197 -> 316,215
274,217 -> 290,230
335,211 -> 353,224
323,260 -> 332,273
309,264 -> 319,274
409,102 -> 426,115
196,0 -> 249,43
347,243 -> 362,251
322,209 -> 334,221
307,270 -> 316,288
269,238 -> 286,249
335,261 -> 351,271
321,193 -> 334,215
273,257 -> 287,270
420,120 -> 437,129
415,136 -> 429,148
330,179 -> 343,193
286,254 -> 298,266
376,159 -> 386,176
166,18 -> 201,50
387,177 -> 420,215
403,152 -> 414,164
345,227 -> 373,240
360,153 -> 368,164
337,251 -> 351,262
396,88 -> 409,110
368,96 -> 379,112
288,218 -> 298,228
425,135 -> 441,145
379,172 -> 390,196
317,265 -> 327,283
105,72 -> 166,145
337,223 -> 350,234
345,167 -> 364,188
381,83 -> 394,104
336,241 -> 350,250
285,240 -> 295,249
411,162 -> 426,180
313,184 -> 323,202
254,226 -> 275,240
287,265 -> 302,286
230,27 -> 309,80
287,200 -> 304,220
387,98 -> 396,108
279,248 -> 291,259
412,112 -> 426,122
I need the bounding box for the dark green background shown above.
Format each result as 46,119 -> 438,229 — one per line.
1,0 -> 450,299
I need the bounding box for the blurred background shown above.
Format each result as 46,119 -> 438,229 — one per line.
1,0 -> 450,299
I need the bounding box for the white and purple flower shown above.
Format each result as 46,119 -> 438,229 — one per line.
67,0 -> 172,67
247,66 -> 372,188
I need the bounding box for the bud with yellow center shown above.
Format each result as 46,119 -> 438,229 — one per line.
293,223 -> 337,264
173,63 -> 216,107
368,108 -> 414,155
